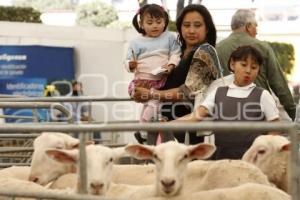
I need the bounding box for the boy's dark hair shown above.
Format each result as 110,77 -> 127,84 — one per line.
228,45 -> 263,72
176,4 -> 217,53
132,4 -> 169,35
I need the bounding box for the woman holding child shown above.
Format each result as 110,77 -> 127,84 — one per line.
133,4 -> 223,144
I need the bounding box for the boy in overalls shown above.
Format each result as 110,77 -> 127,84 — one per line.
176,45 -> 279,159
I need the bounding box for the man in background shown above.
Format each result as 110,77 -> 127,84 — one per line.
216,9 -> 296,121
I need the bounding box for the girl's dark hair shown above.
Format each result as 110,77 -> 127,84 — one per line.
132,4 -> 169,35
228,45 -> 263,72
176,4 -> 216,53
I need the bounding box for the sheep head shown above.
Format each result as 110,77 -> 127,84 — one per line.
125,141 -> 215,197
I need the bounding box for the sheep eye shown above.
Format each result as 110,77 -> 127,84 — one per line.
109,157 -> 113,162
153,154 -> 160,161
180,154 -> 188,161
258,150 -> 266,154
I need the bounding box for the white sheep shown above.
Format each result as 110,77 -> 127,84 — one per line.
46,144 -> 126,195
108,141 -> 217,199
46,141 -> 277,200
46,142 -> 216,198
242,134 -> 291,192
30,132 -> 157,187
145,183 -> 290,200
0,178 -> 48,200
123,142 -> 273,197
28,132 -> 93,185
33,132 -> 269,192
49,164 -> 156,189
0,166 -> 30,180
123,141 -> 216,197
49,141 -> 272,196
49,158 -> 272,193
0,181 -> 289,200
48,173 -> 77,189
0,177 -> 73,200
184,159 -> 272,191
112,163 -> 156,184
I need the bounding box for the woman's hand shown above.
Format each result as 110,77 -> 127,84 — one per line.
129,61 -> 138,72
163,64 -> 175,75
133,87 -> 151,102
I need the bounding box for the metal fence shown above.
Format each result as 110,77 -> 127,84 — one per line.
0,96 -> 135,166
0,96 -> 298,199
0,102 -> 73,166
0,102 -> 73,123
0,96 -> 134,143
0,122 -> 298,200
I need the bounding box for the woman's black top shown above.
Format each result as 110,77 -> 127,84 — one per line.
160,48 -> 203,144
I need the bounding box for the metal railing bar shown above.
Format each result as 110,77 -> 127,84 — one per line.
0,120 -> 139,126
0,115 -> 35,120
42,120 -> 140,125
0,163 -> 30,167
0,96 -> 132,102
0,147 -> 33,153
0,94 -> 24,98
0,155 -> 31,158
0,102 -> 73,123
0,144 -> 124,153
0,121 -> 298,133
0,134 -> 40,138
0,189 -> 118,200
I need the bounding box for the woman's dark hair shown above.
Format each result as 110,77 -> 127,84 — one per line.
71,80 -> 83,96
176,4 -> 216,53
132,4 -> 169,35
228,45 -> 263,72
71,80 -> 82,88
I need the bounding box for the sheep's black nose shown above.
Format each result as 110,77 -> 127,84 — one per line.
90,182 -> 104,190
161,179 -> 175,188
29,176 -> 39,183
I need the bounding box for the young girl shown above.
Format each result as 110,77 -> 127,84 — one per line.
175,45 -> 279,159
125,4 -> 180,142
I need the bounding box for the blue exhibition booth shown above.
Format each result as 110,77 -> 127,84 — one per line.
0,45 -> 75,122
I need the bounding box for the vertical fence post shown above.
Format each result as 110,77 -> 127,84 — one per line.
289,124 -> 299,200
88,100 -> 92,140
77,133 -> 87,194
32,108 -> 39,122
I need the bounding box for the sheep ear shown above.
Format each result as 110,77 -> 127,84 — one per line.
125,144 -> 154,160
280,143 -> 290,152
112,147 -> 127,160
46,149 -> 78,164
188,143 -> 216,160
